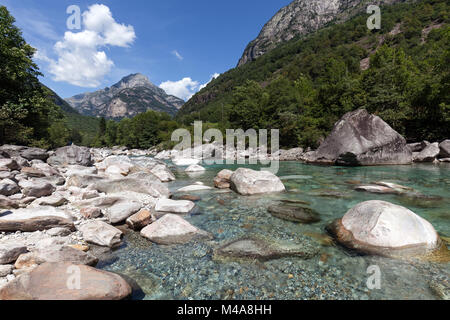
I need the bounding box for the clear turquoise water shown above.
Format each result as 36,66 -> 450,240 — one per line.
100,161 -> 450,300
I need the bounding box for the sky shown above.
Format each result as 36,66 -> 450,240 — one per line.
0,0 -> 292,100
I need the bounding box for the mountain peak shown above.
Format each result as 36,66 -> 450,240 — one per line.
65,73 -> 184,120
113,73 -> 155,90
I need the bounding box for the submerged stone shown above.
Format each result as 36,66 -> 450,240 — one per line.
268,204 -> 320,223
214,236 -> 318,262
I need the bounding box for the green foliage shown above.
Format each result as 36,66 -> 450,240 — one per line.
0,6 -> 65,148
177,0 -> 450,147
93,110 -> 179,149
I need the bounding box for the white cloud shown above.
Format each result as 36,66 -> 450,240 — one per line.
36,4 -> 136,87
160,73 -> 220,101
160,78 -> 199,101
172,50 -> 183,61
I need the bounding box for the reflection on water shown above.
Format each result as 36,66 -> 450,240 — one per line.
101,161 -> 450,300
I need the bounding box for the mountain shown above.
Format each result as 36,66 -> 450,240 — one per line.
177,0 -> 449,146
238,0 -> 405,67
65,73 -> 184,120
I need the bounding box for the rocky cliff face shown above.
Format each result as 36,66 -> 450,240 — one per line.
238,0 -> 406,67
65,74 -> 184,120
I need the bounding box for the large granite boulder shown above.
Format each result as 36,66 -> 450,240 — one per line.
0,207 -> 75,232
327,200 -> 441,258
47,145 -> 93,167
439,140 -> 450,158
306,109 -> 412,166
154,199 -> 195,214
0,262 -> 132,300
93,177 -> 170,199
140,214 -> 211,245
20,148 -> 49,161
414,142 -> 440,162
230,168 -> 285,195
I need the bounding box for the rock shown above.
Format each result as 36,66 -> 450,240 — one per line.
214,169 -> 234,189
268,205 -> 320,223
78,221 -> 123,248
278,148 -> 304,161
80,207 -> 102,219
20,167 -> 45,178
47,145 -> 93,167
154,199 -> 195,214
327,200 -> 441,258
429,280 -> 450,300
30,194 -> 67,207
105,165 -> 128,177
306,109 -> 412,165
0,262 -> 132,300
439,158 -> 450,163
31,163 -> 60,177
65,174 -> 105,188
126,209 -> 152,230
33,245 -> 98,266
64,165 -> 98,177
0,171 -> 16,180
0,242 -> 28,264
0,265 -> 13,277
408,141 -> 429,152
75,196 -> 142,224
0,207 -> 74,232
0,179 -> 20,196
14,253 -> 41,269
185,164 -> 206,172
355,185 -> 400,194
230,168 -> 285,195
149,164 -> 175,182
439,140 -> 450,158
414,142 -> 440,162
0,159 -> 19,171
172,158 -> 200,166
18,179 -> 55,198
46,227 -> 72,237
140,214 -> 211,245
20,148 -> 48,161
0,195 -> 19,209
214,236 -> 317,262
177,185 -> 212,192
93,178 -> 170,199
81,190 -> 100,200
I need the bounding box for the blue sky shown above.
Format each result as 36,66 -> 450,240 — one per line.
0,0 -> 292,100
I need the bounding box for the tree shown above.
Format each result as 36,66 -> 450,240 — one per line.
0,6 -> 62,147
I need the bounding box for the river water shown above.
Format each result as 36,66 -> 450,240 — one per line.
99,161 -> 450,300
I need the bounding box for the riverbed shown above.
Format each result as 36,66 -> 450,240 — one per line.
99,161 -> 450,300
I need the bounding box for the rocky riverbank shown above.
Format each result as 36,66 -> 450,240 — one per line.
0,109 -> 448,299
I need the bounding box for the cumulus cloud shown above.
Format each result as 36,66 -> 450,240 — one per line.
36,4 -> 136,87
160,73 -> 220,101
160,78 -> 199,101
172,50 -> 183,61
